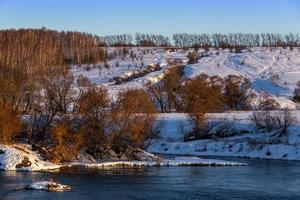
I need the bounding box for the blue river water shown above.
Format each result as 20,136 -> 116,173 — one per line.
1,157 -> 300,200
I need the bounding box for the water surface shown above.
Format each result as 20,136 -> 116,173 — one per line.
1,157 -> 300,200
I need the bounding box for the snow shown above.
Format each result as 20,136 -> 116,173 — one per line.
0,144 -> 60,171
252,79 -> 291,96
148,112 -> 300,161
72,147 -> 246,167
26,181 -> 71,192
71,47 -> 187,86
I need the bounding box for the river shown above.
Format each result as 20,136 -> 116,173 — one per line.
1,157 -> 300,200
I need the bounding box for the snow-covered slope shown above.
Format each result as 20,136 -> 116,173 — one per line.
185,48 -> 300,108
186,48 -> 300,87
71,47 -> 300,108
0,144 -> 60,171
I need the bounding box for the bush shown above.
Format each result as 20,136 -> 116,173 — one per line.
77,76 -> 92,87
77,86 -> 110,148
180,75 -> 224,139
224,75 -> 251,110
147,66 -> 184,112
257,97 -> 279,110
27,72 -> 75,141
49,122 -> 83,163
187,51 -> 198,64
250,109 -> 295,136
208,118 -> 235,138
109,89 -> 156,152
251,110 -> 275,132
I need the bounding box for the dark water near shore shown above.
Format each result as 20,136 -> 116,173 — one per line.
1,157 -> 300,200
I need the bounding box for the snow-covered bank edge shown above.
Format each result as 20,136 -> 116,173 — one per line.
0,144 -> 60,172
71,156 -> 247,168
0,144 -> 247,172
149,140 -> 300,161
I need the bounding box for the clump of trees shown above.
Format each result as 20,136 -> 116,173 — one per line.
49,122 -> 83,164
0,67 -> 157,163
179,75 -> 224,139
147,71 -> 256,140
148,66 -> 184,112
109,89 -> 156,153
77,86 -> 110,149
224,75 -> 252,110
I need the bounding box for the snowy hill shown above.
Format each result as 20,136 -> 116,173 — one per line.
71,47 -> 300,109
185,48 -> 300,96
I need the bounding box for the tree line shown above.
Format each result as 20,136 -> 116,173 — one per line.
104,33 -> 300,48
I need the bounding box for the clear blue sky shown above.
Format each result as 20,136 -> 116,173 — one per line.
0,0 -> 300,36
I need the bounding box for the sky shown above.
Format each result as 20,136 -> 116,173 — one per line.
0,0 -> 300,36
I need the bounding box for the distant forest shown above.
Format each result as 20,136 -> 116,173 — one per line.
1,28 -> 300,84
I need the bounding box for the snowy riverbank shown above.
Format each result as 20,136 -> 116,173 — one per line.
0,144 -> 247,172
148,113 -> 300,161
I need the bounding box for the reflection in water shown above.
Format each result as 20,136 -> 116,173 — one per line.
1,157 -> 300,200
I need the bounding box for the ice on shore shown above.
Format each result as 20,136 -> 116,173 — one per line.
71,156 -> 247,168
25,181 -> 71,192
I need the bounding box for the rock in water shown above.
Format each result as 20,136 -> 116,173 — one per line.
25,181 -> 71,192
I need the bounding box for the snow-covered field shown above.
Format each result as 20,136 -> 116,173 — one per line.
148,113 -> 300,160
